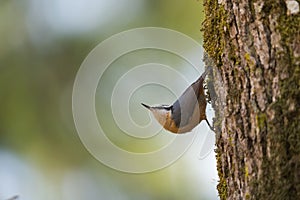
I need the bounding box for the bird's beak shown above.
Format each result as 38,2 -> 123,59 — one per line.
141,103 -> 151,110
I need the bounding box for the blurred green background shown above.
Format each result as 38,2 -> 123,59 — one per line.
0,0 -> 218,199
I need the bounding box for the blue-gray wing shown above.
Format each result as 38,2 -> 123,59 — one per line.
171,74 -> 205,128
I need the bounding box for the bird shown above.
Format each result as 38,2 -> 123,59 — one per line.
141,67 -> 213,134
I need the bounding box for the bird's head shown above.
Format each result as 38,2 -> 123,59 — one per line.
141,103 -> 172,127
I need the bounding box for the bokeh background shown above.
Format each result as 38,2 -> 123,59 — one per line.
0,0 -> 218,199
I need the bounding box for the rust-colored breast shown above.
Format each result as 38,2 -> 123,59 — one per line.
163,112 -> 179,133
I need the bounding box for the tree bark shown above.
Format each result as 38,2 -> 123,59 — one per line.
202,0 -> 300,199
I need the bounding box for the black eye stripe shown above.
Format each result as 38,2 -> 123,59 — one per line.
154,105 -> 172,110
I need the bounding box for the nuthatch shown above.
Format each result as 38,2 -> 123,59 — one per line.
142,67 -> 213,134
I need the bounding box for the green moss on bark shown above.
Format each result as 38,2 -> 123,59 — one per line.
202,1 -> 229,198
215,148 -> 228,200
202,0 -> 228,68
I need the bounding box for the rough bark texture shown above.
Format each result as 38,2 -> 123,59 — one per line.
202,0 -> 300,199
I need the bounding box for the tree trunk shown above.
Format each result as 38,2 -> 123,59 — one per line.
202,0 -> 300,199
